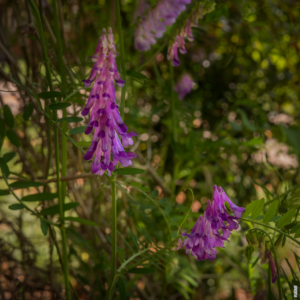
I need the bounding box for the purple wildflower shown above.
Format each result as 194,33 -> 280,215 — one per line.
167,1 -> 216,66
175,185 -> 244,261
81,28 -> 137,176
174,73 -> 194,100
134,0 -> 191,51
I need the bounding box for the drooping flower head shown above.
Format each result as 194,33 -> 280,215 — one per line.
175,185 -> 244,261
174,73 -> 194,100
134,0 -> 192,51
81,28 -> 137,176
167,0 -> 216,66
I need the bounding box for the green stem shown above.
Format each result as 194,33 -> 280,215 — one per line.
248,228 -> 282,299
3,174 -> 57,227
105,174 -> 117,300
240,217 -> 300,246
27,0 -> 53,91
177,188 -> 194,236
53,0 -> 67,202
54,111 -> 71,300
116,0 -> 126,118
169,61 -> 177,143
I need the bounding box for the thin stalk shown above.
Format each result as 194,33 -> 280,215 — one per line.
116,0 -> 126,118
240,217 -> 300,246
53,0 -> 67,202
105,174 -> 117,300
169,61 -> 177,143
54,111 -> 71,300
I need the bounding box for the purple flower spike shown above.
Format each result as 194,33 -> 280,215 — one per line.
174,73 -> 194,100
134,0 -> 191,51
175,185 -> 244,261
166,1 -> 216,66
267,250 -> 277,283
81,28 -> 137,176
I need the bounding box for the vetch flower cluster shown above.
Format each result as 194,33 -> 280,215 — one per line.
174,73 -> 194,100
175,185 -> 245,261
81,28 -> 137,176
167,0 -> 216,66
134,0 -> 191,51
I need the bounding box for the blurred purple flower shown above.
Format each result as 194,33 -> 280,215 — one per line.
167,1 -> 216,66
175,185 -> 244,261
81,28 -> 137,176
267,250 -> 277,284
174,73 -> 193,100
134,0 -> 191,51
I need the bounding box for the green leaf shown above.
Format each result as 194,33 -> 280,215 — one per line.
61,121 -> 69,133
21,193 -> 58,202
290,222 -> 300,234
243,201 -> 257,217
277,209 -> 296,229
118,248 -> 125,262
106,234 -> 112,244
3,105 -> 14,128
118,277 -> 126,300
48,102 -> 71,110
126,70 -> 148,80
8,203 -> 25,210
295,228 -> 300,239
6,129 -> 21,147
263,200 -> 278,223
0,118 -> 5,138
127,268 -> 156,274
281,126 -> 300,156
0,157 -> 10,177
236,108 -> 256,132
76,141 -> 91,147
64,217 -> 97,226
10,181 -> 44,189
38,91 -> 63,99
3,151 -> 16,163
129,228 -> 139,250
115,168 -> 146,175
40,218 -> 48,236
66,227 -> 91,248
39,202 -> 80,215
57,117 -> 83,123
68,126 -> 87,134
251,198 -> 265,220
0,189 -> 10,196
23,103 -> 34,121
151,189 -> 159,198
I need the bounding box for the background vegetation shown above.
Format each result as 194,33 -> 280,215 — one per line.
0,0 -> 299,299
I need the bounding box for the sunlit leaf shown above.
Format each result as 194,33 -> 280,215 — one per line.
251,198 -> 265,220
263,200 -> 278,223
277,209 -> 296,229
